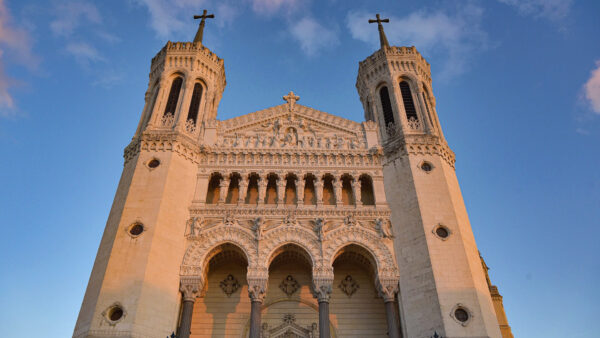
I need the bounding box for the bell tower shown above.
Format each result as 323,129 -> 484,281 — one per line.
73,12 -> 225,338
357,15 -> 503,337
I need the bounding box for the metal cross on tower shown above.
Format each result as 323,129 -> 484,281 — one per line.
368,13 -> 390,49
193,10 -> 214,44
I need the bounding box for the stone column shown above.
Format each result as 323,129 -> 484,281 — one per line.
147,78 -> 168,128
178,278 -> 204,338
296,174 -> 305,206
276,174 -> 287,206
352,178 -> 362,207
238,174 -> 248,205
218,175 -> 230,204
258,174 -> 268,205
247,274 -> 267,338
378,280 -> 401,338
333,176 -> 343,206
175,78 -> 196,132
314,175 -> 324,206
313,273 -> 333,338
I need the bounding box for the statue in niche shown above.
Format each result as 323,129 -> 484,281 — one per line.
283,127 -> 298,147
375,218 -> 394,238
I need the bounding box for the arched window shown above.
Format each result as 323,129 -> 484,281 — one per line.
246,174 -> 260,204
399,81 -> 418,120
322,175 -> 335,205
187,82 -> 203,123
303,174 -> 317,205
341,175 -> 355,205
379,86 -> 395,127
205,173 -> 222,204
359,175 -> 375,206
265,174 -> 278,204
163,77 -> 183,116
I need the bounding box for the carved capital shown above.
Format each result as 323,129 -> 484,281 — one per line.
180,277 -> 204,301
247,268 -> 268,303
377,278 -> 399,302
312,269 -> 334,302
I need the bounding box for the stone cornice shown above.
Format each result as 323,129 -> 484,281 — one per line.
382,134 -> 456,168
190,205 -> 391,218
124,130 -> 203,165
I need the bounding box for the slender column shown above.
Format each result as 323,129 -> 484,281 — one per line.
178,278 -> 204,338
147,79 -> 168,128
258,174 -> 268,205
276,174 -> 286,206
247,275 -> 267,338
238,174 -> 248,204
333,176 -> 343,205
314,175 -> 324,206
313,273 -> 333,338
218,175 -> 230,204
296,175 -> 305,206
352,178 -> 362,207
379,281 -> 401,338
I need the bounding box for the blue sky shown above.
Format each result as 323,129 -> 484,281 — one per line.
1,0 -> 599,336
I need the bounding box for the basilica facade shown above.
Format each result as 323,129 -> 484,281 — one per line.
73,14 -> 512,338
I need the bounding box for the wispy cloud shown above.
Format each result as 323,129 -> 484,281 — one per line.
131,0 -> 207,38
583,60 -> 600,115
290,17 -> 339,57
497,0 -> 573,22
0,0 -> 39,117
66,42 -> 105,66
50,0 -> 101,37
250,0 -> 304,16
346,5 -> 488,80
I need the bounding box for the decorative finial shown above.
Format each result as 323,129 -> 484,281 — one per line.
283,91 -> 300,112
368,13 -> 390,49
193,10 -> 214,44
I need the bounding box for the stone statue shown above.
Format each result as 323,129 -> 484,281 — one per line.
375,218 -> 394,238
313,218 -> 326,241
253,217 -> 264,240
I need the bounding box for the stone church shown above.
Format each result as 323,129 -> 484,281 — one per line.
73,12 -> 512,338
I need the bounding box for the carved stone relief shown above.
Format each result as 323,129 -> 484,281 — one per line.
339,275 -> 359,297
279,275 -> 300,297
219,274 -> 240,297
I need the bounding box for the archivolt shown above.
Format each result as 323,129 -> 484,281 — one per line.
324,225 -> 398,278
180,225 -> 257,277
260,226 -> 320,269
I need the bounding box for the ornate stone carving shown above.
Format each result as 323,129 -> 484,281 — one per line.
377,277 -> 399,302
313,217 -> 326,242
185,119 -> 197,134
247,275 -> 268,302
186,217 -> 205,237
252,216 -> 265,240
160,113 -> 175,127
283,213 -> 298,227
375,218 -> 394,238
407,116 -> 420,130
312,274 -> 333,303
223,212 -> 238,226
343,214 -> 358,227
180,277 -> 204,301
219,274 -> 240,297
279,275 -> 300,297
339,275 -> 359,297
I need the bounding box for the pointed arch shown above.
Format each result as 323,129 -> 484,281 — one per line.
399,81 -> 418,121
379,85 -> 395,127
186,82 -> 203,124
163,76 -> 183,117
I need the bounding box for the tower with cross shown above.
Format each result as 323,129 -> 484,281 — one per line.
356,15 -> 506,338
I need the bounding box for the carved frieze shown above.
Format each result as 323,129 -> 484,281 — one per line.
219,274 -> 240,297
279,275 -> 300,297
339,275 -> 359,297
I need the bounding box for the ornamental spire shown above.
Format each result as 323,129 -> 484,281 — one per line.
193,10 -> 214,44
368,13 -> 390,49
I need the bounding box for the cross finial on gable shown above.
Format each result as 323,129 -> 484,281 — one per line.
283,91 -> 300,112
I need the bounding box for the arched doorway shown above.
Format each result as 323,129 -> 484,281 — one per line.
330,244 -> 388,337
189,243 -> 250,337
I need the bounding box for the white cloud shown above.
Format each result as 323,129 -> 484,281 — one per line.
290,17 -> 339,57
131,0 -> 207,38
497,0 -> 573,22
250,0 -> 304,16
50,0 -> 101,37
0,0 -> 38,117
346,5 -> 488,80
66,42 -> 105,66
583,60 -> 600,114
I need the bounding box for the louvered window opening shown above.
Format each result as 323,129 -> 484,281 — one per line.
379,86 -> 395,127
400,81 -> 418,120
187,83 -> 203,123
163,77 -> 183,116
